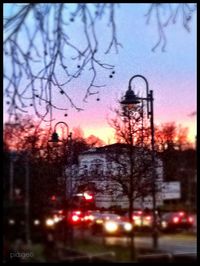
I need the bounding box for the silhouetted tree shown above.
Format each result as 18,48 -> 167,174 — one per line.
154,122 -> 196,212
85,134 -> 105,147
3,115 -> 104,216
154,122 -> 191,151
107,102 -> 162,260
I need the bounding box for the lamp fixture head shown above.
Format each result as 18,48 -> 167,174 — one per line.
50,132 -> 59,143
120,87 -> 140,106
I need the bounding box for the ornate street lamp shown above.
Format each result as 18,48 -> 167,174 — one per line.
120,74 -> 158,250
49,121 -> 73,198
50,121 -> 70,143
49,121 -> 74,247
120,88 -> 141,106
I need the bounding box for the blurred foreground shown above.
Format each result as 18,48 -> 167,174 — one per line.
3,210 -> 197,263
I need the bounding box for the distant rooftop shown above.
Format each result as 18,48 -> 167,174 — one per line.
81,143 -> 139,155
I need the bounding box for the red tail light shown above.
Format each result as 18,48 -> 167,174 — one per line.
173,217 -> 179,223
188,217 -> 194,223
179,212 -> 185,217
51,195 -> 56,201
146,216 -> 151,221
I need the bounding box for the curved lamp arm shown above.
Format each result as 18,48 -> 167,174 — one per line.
54,121 -> 69,136
128,74 -> 150,117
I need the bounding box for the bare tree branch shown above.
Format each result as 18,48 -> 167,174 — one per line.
4,3 -> 196,124
4,3 -> 118,123
145,3 -> 196,52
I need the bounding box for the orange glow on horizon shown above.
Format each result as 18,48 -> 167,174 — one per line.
83,126 -> 116,145
83,121 -> 196,147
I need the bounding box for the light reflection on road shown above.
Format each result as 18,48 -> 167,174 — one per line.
75,227 -> 197,254
103,234 -> 197,254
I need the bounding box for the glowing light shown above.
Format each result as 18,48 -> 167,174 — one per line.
83,192 -> 93,201
188,217 -> 193,223
34,219 -> 40,225
51,195 -> 56,201
161,221 -> 167,228
124,222 -> 133,231
72,215 -> 79,222
74,211 -> 81,215
96,219 -> 103,224
9,219 -> 15,225
173,217 -> 179,223
88,215 -> 94,221
104,221 -> 118,233
146,216 -> 152,221
53,215 -> 60,223
46,218 -> 54,226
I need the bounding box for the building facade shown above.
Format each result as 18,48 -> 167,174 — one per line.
68,143 -> 164,210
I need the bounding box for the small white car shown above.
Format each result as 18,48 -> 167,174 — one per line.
90,212 -> 133,236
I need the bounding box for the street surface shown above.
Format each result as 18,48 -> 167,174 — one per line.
103,235 -> 197,254
75,229 -> 197,254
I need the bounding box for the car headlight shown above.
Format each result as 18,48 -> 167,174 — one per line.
96,219 -> 103,224
104,221 -> 118,233
45,218 -> 55,227
134,219 -> 142,226
161,221 -> 167,228
124,222 -> 133,231
34,219 -> 40,226
53,216 -> 61,223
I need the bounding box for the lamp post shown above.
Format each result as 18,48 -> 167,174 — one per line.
49,121 -> 73,246
120,74 -> 158,250
49,122 -> 73,199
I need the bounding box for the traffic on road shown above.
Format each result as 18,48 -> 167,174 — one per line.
42,208 -> 195,236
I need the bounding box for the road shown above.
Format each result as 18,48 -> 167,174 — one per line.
75,229 -> 197,254
103,234 -> 197,254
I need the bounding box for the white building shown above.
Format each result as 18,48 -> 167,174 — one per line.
68,143 -> 163,209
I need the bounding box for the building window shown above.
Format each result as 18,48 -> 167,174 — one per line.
90,162 -> 103,176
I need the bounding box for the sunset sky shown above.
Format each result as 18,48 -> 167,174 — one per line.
3,4 -> 197,145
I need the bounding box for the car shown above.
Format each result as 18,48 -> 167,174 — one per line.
67,210 -> 97,227
51,209 -> 65,223
103,218 -> 133,236
132,211 -> 153,229
68,210 -> 85,225
90,212 -> 133,236
90,212 -> 122,235
124,210 -> 160,231
160,211 -> 194,232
